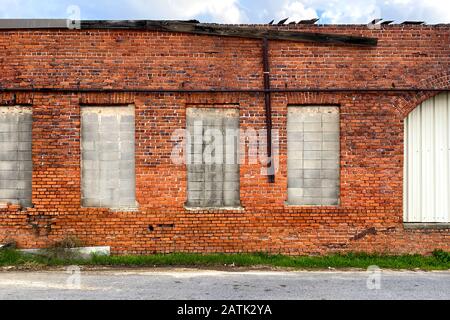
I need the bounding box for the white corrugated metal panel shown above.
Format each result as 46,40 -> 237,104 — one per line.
404,92 -> 450,223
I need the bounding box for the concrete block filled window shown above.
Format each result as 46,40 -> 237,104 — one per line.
81,106 -> 136,209
186,108 -> 240,208
287,106 -> 340,206
404,92 -> 450,223
0,106 -> 32,207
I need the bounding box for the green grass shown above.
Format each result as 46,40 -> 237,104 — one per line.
0,249 -> 449,270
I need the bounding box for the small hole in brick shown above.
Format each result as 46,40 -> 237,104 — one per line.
148,225 -> 154,232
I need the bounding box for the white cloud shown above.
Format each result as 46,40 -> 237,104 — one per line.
0,0 -> 74,18
276,0 -> 450,24
0,0 -> 247,22
378,0 -> 450,24
0,0 -> 448,24
320,0 -> 381,24
275,1 -> 318,23
128,0 -> 246,23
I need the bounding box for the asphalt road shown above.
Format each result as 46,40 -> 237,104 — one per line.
0,269 -> 448,300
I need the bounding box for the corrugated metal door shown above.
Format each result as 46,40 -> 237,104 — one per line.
404,92 -> 450,223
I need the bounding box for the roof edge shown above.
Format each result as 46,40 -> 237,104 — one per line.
0,19 -> 378,46
0,19 -> 447,29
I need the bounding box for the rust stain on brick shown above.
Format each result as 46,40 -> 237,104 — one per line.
351,227 -> 377,241
26,215 -> 55,237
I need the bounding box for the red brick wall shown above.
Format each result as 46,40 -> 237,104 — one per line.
0,24 -> 449,255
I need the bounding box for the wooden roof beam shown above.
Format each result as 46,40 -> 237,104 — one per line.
82,20 -> 378,46
0,19 -> 378,46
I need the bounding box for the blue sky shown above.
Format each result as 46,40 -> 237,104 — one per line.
0,0 -> 449,24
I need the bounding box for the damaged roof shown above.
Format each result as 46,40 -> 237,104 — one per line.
0,19 -> 378,46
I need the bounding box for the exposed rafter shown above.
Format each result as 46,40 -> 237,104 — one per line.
369,19 -> 383,25
401,21 -> 425,25
298,18 -> 319,25
277,18 -> 289,25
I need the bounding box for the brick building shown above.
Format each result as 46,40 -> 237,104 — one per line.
0,19 -> 449,255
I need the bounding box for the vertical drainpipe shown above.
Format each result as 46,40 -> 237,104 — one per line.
262,37 -> 275,183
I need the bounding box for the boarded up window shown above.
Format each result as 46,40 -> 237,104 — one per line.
404,92 -> 450,223
0,106 -> 32,207
81,106 -> 136,209
287,106 -> 340,206
186,108 -> 240,208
